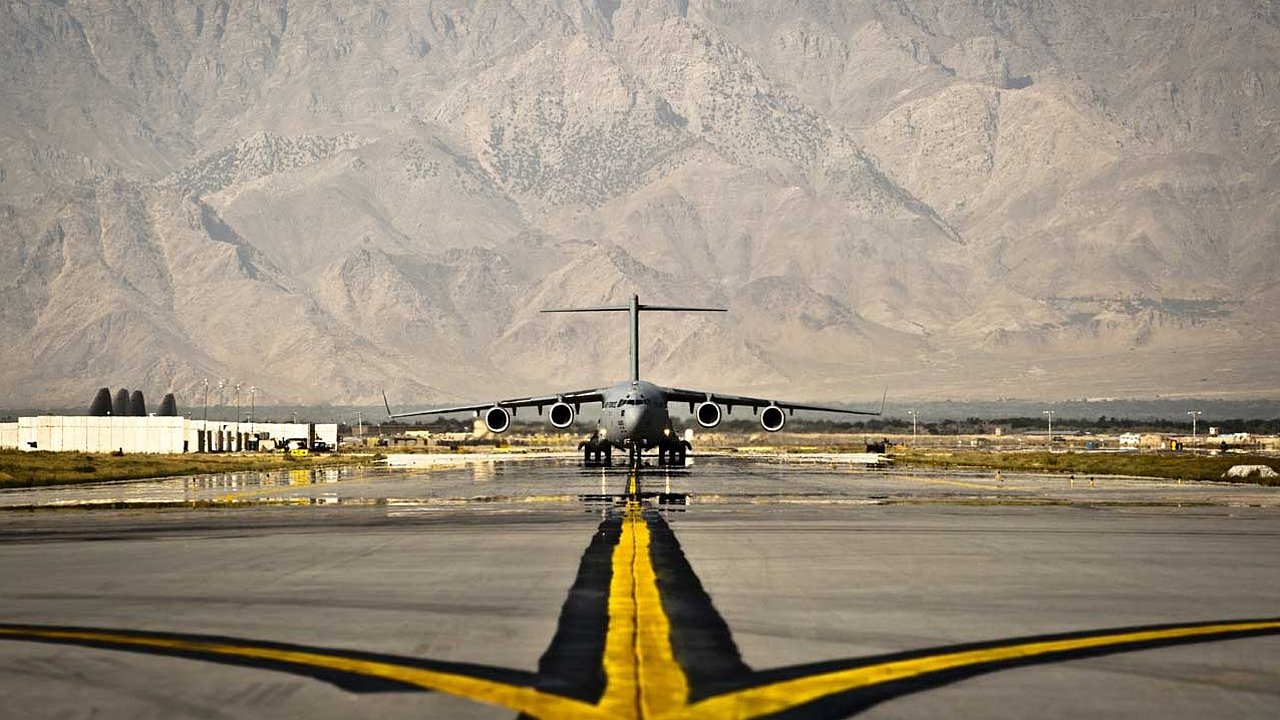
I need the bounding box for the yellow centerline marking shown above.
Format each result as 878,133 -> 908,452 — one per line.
674,619 -> 1280,719
633,507 -> 691,715
598,503 -> 691,718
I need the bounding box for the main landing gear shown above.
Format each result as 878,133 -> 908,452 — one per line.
656,429 -> 691,468
581,433 -> 613,466
656,438 -> 689,467
580,435 -> 692,469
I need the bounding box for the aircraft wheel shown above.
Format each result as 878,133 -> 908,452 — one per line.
675,446 -> 686,466
584,446 -> 593,464
603,445 -> 613,467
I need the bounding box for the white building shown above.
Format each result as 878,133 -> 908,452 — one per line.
0,416 -> 337,454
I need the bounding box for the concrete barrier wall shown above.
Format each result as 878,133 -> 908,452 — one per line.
19,416 -> 186,453
0,422 -> 17,449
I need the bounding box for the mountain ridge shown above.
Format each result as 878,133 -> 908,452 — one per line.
1,0 -> 1276,409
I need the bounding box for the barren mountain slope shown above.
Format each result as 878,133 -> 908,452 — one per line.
1,0 -> 1276,409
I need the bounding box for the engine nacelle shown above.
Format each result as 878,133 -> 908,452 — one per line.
760,404 -> 786,432
484,405 -> 511,434
548,401 -> 575,429
695,401 -> 722,429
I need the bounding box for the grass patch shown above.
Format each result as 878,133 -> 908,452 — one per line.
0,450 -> 374,489
891,449 -> 1280,485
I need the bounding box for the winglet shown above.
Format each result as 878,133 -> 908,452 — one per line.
382,389 -> 393,418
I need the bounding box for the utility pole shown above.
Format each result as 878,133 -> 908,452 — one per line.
1043,410 -> 1055,446
908,410 -> 918,444
1188,410 -> 1201,446
202,378 -> 209,453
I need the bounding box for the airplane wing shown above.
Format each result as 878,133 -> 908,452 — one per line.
383,387 -> 607,420
659,386 -> 886,417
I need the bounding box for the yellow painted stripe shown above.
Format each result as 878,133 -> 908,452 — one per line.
633,508 -> 692,716
598,504 -> 691,718
600,506 -> 642,717
675,619 -> 1280,719
0,627 -> 600,719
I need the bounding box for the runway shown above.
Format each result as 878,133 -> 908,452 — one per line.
2,457 -> 1279,718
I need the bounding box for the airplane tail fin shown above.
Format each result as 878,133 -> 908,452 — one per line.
541,294 -> 726,382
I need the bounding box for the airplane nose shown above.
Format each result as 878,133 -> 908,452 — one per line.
624,407 -> 644,436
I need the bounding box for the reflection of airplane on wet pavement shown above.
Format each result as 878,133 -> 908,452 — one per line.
384,295 -> 883,467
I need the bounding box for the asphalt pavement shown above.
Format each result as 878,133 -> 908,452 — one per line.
1,457 -> 1278,719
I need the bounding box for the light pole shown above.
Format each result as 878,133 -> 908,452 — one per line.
1043,410 -> 1055,446
216,379 -> 226,419
1188,410 -> 1201,446
355,411 -> 363,441
233,382 -> 242,452
249,386 -> 256,431
202,378 -> 209,453
908,410 -> 918,444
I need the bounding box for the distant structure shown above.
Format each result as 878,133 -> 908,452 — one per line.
88,388 -> 113,416
88,387 -> 176,417
157,393 -> 178,417
128,390 -> 146,417
1,386 -> 333,454
0,416 -> 337,454
112,389 -> 130,416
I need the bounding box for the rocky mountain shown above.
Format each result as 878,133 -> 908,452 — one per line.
1,0 -> 1277,410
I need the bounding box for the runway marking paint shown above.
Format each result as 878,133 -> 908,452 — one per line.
3,481 -> 1279,718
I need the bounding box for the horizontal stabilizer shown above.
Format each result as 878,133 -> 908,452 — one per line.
540,294 -> 725,381
541,304 -> 726,313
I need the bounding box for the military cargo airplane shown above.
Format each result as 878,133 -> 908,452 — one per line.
384,295 -> 883,467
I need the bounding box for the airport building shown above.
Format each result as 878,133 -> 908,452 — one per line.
0,415 -> 337,454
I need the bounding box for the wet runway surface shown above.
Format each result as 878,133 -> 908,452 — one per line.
2,457 -> 1279,718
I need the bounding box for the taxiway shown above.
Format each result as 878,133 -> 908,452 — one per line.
1,458 -> 1278,718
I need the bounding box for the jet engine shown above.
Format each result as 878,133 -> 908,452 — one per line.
548,401 -> 575,429
695,401 -> 722,429
484,405 -> 511,434
760,404 -> 786,433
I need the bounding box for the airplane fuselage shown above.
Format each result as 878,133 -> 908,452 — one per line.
596,380 -> 672,450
